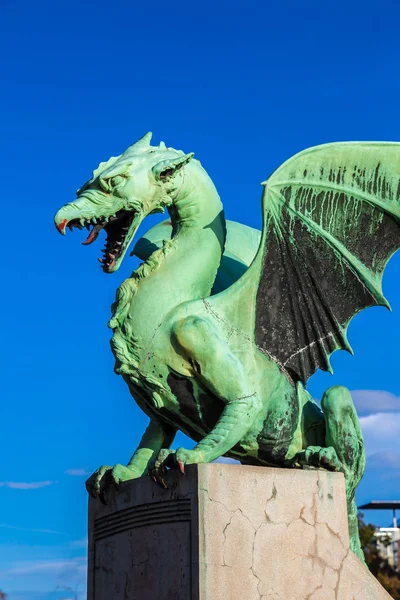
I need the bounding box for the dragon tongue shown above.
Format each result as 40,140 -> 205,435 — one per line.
82,223 -> 104,246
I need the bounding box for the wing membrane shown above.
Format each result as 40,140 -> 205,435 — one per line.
255,142 -> 400,383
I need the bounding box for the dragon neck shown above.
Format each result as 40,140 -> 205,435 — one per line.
110,161 -> 226,335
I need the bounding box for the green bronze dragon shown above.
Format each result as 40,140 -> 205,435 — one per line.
55,133 -> 400,559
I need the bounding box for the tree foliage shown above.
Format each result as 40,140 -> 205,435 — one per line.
359,512 -> 400,599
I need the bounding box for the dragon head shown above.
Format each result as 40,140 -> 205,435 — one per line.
54,132 -> 194,273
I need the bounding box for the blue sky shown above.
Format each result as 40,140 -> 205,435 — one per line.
2,0 -> 400,597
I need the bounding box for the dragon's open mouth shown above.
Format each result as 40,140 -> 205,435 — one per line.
67,210 -> 137,272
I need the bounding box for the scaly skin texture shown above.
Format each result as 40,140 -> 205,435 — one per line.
55,133 -> 400,562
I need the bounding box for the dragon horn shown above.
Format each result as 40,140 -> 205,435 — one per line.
123,132 -> 153,156
133,131 -> 153,150
152,153 -> 194,181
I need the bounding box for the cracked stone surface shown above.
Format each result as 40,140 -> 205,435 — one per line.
88,464 -> 393,600
197,464 -> 392,600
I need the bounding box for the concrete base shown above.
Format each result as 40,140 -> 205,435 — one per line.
87,463 -> 392,600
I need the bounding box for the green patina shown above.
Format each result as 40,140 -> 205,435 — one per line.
55,134 -> 400,561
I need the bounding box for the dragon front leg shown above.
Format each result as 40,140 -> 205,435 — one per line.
86,418 -> 176,502
152,316 -> 263,483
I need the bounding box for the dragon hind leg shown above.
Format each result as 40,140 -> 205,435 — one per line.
297,385 -> 366,561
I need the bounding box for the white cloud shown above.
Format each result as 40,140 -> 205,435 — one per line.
5,556 -> 86,577
0,550 -> 86,599
0,523 -> 66,535
360,412 -> 400,456
367,452 -> 400,469
65,468 -> 90,477
0,481 -> 53,490
351,390 -> 400,414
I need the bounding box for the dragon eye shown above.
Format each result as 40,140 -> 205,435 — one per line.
109,175 -> 125,188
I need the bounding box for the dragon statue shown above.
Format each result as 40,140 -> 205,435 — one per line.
55,133 -> 400,560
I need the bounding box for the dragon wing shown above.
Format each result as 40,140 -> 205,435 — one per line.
250,142 -> 400,384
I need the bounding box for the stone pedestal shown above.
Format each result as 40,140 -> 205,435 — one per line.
87,463 -> 392,600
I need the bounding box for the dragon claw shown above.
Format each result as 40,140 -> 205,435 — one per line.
149,467 -> 168,489
296,446 -> 343,472
150,447 -> 202,488
159,475 -> 169,490
149,449 -> 174,489
85,464 -> 139,501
